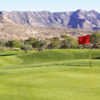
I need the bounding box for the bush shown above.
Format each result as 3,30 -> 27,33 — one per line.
90,32 -> 100,48
48,37 -> 61,49
21,44 -> 33,53
5,40 -> 23,48
60,35 -> 78,49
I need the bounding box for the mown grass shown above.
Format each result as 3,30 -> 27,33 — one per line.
0,49 -> 100,100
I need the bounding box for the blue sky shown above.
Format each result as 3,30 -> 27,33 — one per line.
0,0 -> 100,12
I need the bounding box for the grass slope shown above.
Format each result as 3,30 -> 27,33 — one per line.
0,49 -> 100,100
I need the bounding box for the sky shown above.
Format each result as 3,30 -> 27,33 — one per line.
0,0 -> 100,12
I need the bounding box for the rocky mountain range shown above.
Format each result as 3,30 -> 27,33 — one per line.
0,9 -> 99,40
1,9 -> 100,30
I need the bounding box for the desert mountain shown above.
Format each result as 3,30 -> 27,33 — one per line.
1,9 -> 100,30
0,9 -> 98,40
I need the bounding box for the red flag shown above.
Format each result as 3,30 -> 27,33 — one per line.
78,35 -> 90,44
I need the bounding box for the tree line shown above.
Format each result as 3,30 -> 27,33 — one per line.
0,32 -> 100,51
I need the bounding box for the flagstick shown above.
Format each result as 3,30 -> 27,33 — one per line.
78,35 -> 94,88
89,48 -> 94,89
89,49 -> 92,67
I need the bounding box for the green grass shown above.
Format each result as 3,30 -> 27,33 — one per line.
0,49 -> 100,100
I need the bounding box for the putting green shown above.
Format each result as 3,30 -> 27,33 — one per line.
0,49 -> 100,100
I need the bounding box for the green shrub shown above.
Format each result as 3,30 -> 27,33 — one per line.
5,40 -> 23,48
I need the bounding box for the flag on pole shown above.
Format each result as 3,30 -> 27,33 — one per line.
78,35 -> 90,44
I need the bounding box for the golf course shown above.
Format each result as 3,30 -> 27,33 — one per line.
0,49 -> 100,100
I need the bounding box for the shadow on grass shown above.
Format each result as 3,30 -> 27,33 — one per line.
0,54 -> 16,56
93,57 -> 100,59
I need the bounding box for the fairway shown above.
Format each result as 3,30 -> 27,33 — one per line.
0,49 -> 100,100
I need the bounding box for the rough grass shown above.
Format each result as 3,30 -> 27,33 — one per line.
0,49 -> 100,100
